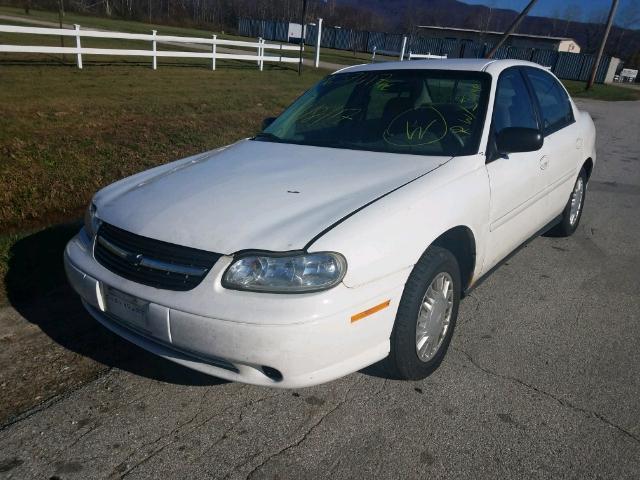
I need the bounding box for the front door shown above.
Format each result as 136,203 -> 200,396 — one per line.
483,67 -> 548,271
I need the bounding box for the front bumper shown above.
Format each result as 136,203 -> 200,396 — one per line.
64,230 -> 407,388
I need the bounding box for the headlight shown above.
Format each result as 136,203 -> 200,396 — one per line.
222,252 -> 347,293
84,202 -> 101,238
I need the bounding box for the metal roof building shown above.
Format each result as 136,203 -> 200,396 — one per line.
416,25 -> 580,53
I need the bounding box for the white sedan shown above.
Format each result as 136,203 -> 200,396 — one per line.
65,59 -> 596,387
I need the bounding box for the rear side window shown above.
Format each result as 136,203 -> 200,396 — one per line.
525,68 -> 574,135
492,68 -> 538,134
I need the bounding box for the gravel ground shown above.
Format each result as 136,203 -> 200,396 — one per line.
0,98 -> 638,479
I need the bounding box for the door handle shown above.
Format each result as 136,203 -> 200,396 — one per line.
539,156 -> 549,171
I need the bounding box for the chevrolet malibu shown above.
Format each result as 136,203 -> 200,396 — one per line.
64,59 -> 596,387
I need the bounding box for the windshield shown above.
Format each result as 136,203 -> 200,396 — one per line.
257,69 -> 491,157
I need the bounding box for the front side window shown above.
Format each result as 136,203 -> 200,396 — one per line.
525,68 -> 574,135
258,69 -> 491,157
492,68 -> 538,134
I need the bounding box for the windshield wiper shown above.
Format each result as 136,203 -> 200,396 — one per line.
253,132 -> 283,142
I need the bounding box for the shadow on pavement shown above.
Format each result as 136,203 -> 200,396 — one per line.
4,222 -> 224,387
359,358 -> 401,380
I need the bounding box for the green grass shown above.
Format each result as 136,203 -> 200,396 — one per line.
562,80 -> 640,101
0,64 -> 323,229
0,6 -> 222,37
0,64 -> 324,304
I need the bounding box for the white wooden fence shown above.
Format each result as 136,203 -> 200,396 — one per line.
371,37 -> 448,63
0,24 -> 300,70
408,52 -> 448,60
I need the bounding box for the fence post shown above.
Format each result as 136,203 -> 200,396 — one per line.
314,18 -> 322,68
257,37 -> 262,69
74,24 -> 82,69
211,34 -> 217,71
151,30 -> 157,70
400,36 -> 407,61
259,38 -> 265,71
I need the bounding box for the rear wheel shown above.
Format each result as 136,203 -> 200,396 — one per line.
389,246 -> 461,380
548,168 -> 587,237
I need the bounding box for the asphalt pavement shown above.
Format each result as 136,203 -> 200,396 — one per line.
0,98 -> 639,479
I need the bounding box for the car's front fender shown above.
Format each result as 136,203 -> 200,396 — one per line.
309,155 -> 490,289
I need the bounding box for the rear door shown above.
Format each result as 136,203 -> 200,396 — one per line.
523,67 -> 582,221
483,67 -> 547,271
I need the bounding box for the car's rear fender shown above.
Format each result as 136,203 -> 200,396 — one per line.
578,110 -> 597,169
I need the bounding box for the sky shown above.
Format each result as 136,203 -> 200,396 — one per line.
462,0 -> 640,29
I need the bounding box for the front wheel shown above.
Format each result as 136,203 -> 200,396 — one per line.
548,168 -> 587,237
389,246 -> 461,380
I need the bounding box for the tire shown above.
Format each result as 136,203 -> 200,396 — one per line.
548,168 -> 587,237
389,246 -> 461,380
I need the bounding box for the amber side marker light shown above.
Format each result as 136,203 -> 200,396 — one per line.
351,300 -> 391,323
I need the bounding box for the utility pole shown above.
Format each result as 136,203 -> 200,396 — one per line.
298,0 -> 307,75
586,0 -> 618,90
485,0 -> 539,58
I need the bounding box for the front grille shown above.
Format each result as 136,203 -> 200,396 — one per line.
94,223 -> 221,291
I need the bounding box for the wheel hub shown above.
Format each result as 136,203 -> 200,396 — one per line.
416,272 -> 454,362
569,177 -> 584,226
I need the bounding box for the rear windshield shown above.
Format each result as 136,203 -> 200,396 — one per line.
257,69 -> 491,157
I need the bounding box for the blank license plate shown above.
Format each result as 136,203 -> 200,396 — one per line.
104,287 -> 149,329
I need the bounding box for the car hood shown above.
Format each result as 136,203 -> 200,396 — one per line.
94,140 -> 449,253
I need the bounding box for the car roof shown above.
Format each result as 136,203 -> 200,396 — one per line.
334,58 -> 544,75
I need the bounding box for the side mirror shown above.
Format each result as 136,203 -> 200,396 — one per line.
495,127 -> 543,154
261,117 -> 276,130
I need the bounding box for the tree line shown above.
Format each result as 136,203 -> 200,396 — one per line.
9,0 -> 387,31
